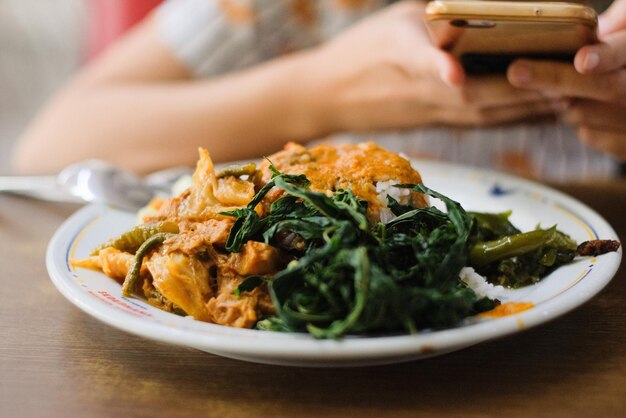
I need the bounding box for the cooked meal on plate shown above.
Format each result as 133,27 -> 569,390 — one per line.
72,142 -> 620,338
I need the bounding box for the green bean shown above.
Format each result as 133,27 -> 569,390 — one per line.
122,232 -> 171,297
90,221 -> 179,256
468,227 -> 557,267
216,163 -> 256,178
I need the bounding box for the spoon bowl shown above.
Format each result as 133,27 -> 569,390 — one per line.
58,160 -> 154,211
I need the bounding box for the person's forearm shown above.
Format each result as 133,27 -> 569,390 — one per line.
12,51 -> 326,175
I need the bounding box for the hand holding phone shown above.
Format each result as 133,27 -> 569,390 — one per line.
424,1 -> 599,74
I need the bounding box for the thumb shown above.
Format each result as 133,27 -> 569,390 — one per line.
407,7 -> 466,87
407,46 -> 465,87
436,51 -> 465,87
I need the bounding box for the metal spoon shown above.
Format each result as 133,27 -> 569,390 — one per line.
0,160 -> 192,211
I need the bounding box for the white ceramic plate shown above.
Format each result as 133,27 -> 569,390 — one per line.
47,160 -> 622,367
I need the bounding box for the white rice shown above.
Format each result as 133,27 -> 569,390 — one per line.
376,180 -> 410,223
459,267 -> 506,300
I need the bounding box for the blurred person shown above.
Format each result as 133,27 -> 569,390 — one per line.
10,0 -> 625,181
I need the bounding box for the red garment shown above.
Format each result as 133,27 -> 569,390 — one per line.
87,0 -> 163,58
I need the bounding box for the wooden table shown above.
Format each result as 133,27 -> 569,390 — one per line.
1,181 -> 625,418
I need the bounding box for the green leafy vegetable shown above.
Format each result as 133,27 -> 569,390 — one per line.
468,211 -> 520,242
235,275 -> 265,296
470,226 -> 577,287
224,173 -> 492,338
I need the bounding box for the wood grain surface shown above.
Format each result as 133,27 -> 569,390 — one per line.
1,181 -> 624,418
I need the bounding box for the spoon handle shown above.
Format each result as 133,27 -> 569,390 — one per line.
0,175 -> 81,203
0,175 -> 58,192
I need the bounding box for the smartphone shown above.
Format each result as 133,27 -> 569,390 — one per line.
424,1 -> 598,74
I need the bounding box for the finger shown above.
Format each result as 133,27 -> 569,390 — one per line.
575,32 -> 626,74
432,100 -> 556,126
386,0 -> 466,87
562,100 -> 626,131
599,0 -> 626,37
396,4 -> 466,87
440,75 -> 546,107
508,59 -> 626,104
435,51 -> 465,87
578,126 -> 626,160
406,45 -> 465,87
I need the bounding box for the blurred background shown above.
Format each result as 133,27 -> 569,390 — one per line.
0,0 -> 612,175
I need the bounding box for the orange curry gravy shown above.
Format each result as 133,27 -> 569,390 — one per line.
258,142 -> 428,222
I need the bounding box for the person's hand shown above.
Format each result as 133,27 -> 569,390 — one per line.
507,0 -> 626,162
597,0 -> 626,35
299,1 -> 554,134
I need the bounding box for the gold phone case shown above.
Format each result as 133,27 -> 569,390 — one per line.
425,1 -> 598,73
